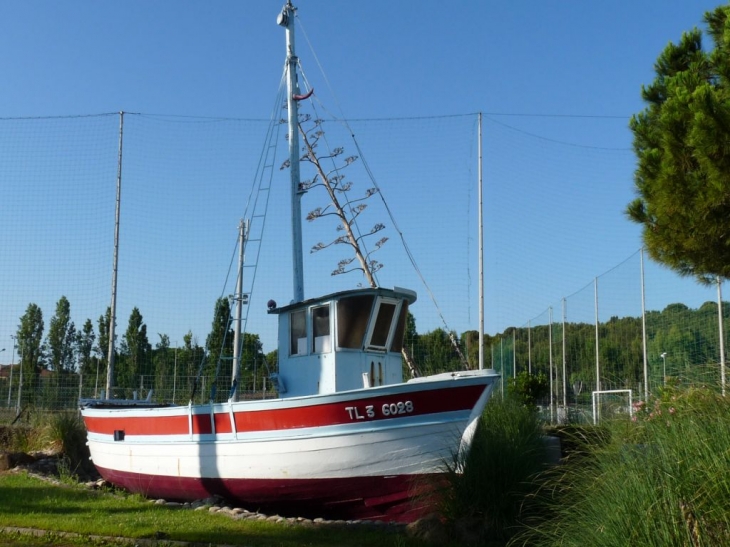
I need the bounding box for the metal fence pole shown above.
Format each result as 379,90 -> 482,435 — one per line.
640,248 -> 649,401
549,307 -> 554,423
594,277 -> 601,393
562,298 -> 567,408
16,350 -> 23,414
7,336 -> 15,408
718,277 -> 726,397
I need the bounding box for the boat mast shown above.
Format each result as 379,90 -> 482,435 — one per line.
105,111 -> 124,399
231,219 -> 246,401
278,1 -> 305,302
478,112 -> 484,370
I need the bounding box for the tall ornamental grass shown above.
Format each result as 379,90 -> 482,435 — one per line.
512,387 -> 730,546
440,396 -> 546,542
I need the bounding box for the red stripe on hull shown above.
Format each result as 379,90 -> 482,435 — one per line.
94,465 -> 440,522
84,384 -> 487,438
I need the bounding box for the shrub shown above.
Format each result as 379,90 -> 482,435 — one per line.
507,371 -> 549,409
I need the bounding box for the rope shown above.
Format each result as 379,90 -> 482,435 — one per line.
190,71 -> 290,403
295,15 -> 380,287
190,233 -> 239,403
353,135 -> 470,368
295,11 -> 470,368
295,61 -> 380,286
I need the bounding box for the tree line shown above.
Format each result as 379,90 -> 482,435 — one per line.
10,294 -> 485,400
12,293 -> 724,404
482,300 -> 729,400
12,296 -> 266,402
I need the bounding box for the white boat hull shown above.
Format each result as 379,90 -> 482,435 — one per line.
81,370 -> 498,521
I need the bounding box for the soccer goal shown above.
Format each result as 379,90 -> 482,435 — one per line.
592,389 -> 633,424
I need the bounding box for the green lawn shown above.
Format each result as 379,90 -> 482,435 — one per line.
0,472 -> 421,547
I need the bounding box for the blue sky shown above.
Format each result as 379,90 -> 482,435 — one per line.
0,1 -> 726,356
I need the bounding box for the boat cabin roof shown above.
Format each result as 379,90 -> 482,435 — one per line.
267,286 -> 417,315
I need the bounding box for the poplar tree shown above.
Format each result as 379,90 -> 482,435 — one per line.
47,296 -> 76,373
76,318 -> 96,378
153,334 -> 172,397
627,5 -> 730,282
118,307 -> 151,389
16,303 -> 44,403
205,297 -> 233,378
240,333 -> 265,391
95,307 -> 112,391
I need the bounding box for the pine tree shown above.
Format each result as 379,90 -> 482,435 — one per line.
628,5 -> 730,282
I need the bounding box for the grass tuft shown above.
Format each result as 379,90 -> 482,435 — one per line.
42,411 -> 93,478
8,425 -> 43,453
511,387 -> 730,546
438,396 -> 547,543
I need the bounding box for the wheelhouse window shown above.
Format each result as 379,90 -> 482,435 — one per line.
365,297 -> 401,352
390,302 -> 409,353
312,305 -> 331,353
371,303 -> 396,348
290,309 -> 306,356
337,295 -> 374,349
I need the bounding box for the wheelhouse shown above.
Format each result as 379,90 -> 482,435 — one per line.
269,287 -> 417,397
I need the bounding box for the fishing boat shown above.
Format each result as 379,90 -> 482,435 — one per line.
80,1 -> 499,523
